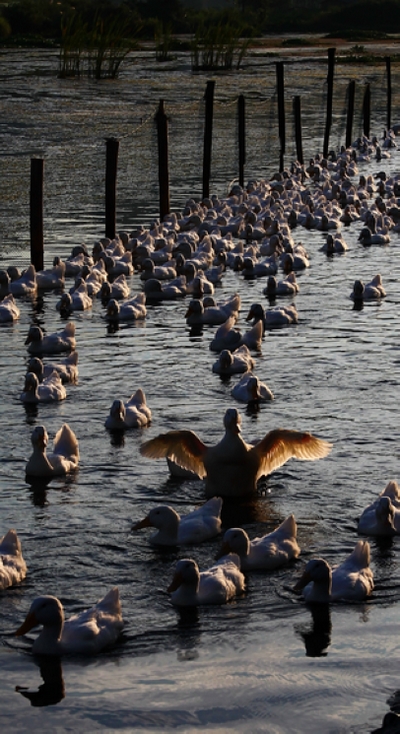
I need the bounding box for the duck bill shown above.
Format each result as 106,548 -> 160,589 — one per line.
167,572 -> 183,593
132,516 -> 152,531
15,611 -> 38,637
215,541 -> 231,560
293,571 -> 311,593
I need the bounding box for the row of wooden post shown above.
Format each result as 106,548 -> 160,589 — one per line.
30,50 -> 394,269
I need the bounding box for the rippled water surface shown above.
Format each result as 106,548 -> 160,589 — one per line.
2,45 -> 400,733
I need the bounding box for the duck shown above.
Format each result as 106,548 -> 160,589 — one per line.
167,555 -> 245,606
15,587 -> 123,656
140,407 -> 332,498
293,540 -> 374,603
185,294 -> 240,326
358,226 -> 390,246
9,264 -> 37,297
36,261 -> 66,291
230,371 -> 274,403
358,480 -> 400,536
320,233 -> 348,255
99,274 -> 130,302
20,370 -> 67,404
0,529 -> 27,590
350,274 -> 386,302
216,514 -> 300,571
28,352 -> 79,385
0,293 -> 20,322
209,317 -> 263,353
105,389 -> 151,430
25,322 -> 76,355
106,293 -> 147,322
132,496 -> 223,545
143,277 -> 187,303
263,272 -> 299,299
212,345 -> 255,376
25,423 -> 79,478
247,302 -> 298,330
56,281 -> 92,314
139,258 -> 177,281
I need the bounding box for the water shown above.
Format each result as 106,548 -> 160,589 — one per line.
1,43 -> 400,733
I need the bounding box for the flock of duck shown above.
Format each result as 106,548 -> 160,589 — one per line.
2,129 -> 400,659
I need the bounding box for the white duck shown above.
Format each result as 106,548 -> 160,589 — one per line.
209,317 -> 263,353
36,261 -> 66,291
140,407 -> 332,498
212,345 -> 255,376
217,515 -> 300,571
293,541 -> 374,603
15,587 -> 123,656
9,264 -> 37,297
25,322 -> 76,355
143,277 -> 187,302
263,272 -> 299,299
132,497 -> 223,545
28,352 -> 79,384
0,294 -> 20,322
230,372 -> 274,403
358,480 -> 400,536
105,389 -> 151,430
20,371 -> 66,404
56,282 -> 92,314
0,529 -> 27,590
25,423 -> 79,478
185,294 -> 240,326
99,274 -> 130,302
350,274 -> 386,301
167,555 -> 245,606
106,293 -> 147,322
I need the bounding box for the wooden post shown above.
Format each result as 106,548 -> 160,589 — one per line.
293,95 -> 303,165
238,94 -> 245,188
323,47 -> 335,158
385,56 -> 392,131
105,137 -> 119,240
203,80 -> 215,200
156,99 -> 170,221
346,80 -> 356,149
276,61 -> 285,171
363,83 -> 371,138
30,158 -> 44,271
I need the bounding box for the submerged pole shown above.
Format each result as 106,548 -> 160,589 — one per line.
30,158 -> 44,271
105,137 -> 119,240
203,80 -> 215,200
323,48 -> 336,158
238,94 -> 245,188
293,95 -> 303,165
276,61 -> 285,171
156,99 -> 170,221
346,80 -> 356,149
363,83 -> 371,138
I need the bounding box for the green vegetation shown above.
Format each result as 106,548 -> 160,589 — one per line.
191,19 -> 251,71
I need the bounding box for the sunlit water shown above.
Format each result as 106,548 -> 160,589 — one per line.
1,44 -> 400,733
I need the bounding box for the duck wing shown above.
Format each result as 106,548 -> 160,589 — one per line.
251,428 -> 332,479
140,429 -> 208,478
52,424 -> 79,463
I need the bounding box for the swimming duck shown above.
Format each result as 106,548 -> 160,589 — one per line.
132,497 -> 223,545
105,389 -> 151,430
216,514 -> 299,570
167,555 -> 245,606
263,273 -> 299,299
140,258 -> 177,281
106,293 -> 147,322
0,294 -> 20,322
293,541 -> 374,603
358,480 -> 400,536
20,371 -> 66,404
209,317 -> 263,353
56,282 -> 92,314
99,274 -> 130,302
28,352 -> 79,385
25,423 -> 79,478
247,302 -> 298,330
140,407 -> 332,498
212,345 -> 255,376
144,277 -> 187,302
185,294 -> 240,326
230,372 -> 274,403
350,274 -> 386,302
0,529 -> 27,590
25,322 -> 76,355
358,226 -> 390,246
36,261 -> 66,291
15,587 -> 123,656
9,264 -> 37,297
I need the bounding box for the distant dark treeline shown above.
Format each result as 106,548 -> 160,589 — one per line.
1,0 -> 400,45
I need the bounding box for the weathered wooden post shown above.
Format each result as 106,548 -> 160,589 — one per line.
323,48 -> 336,158
203,80 -> 215,200
346,80 -> 356,149
238,94 -> 245,188
363,83 -> 371,138
293,95 -> 303,165
105,137 -> 119,240
30,158 -> 44,271
156,99 -> 170,221
276,61 -> 285,171
385,56 -> 392,131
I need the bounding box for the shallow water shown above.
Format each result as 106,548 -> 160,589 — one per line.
1,46 -> 400,733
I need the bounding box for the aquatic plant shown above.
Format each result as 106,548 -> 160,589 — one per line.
191,21 -> 250,72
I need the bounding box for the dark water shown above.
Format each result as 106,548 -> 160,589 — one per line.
2,45 -> 400,733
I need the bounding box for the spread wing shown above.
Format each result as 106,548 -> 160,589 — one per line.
252,429 -> 332,478
140,430 -> 208,478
